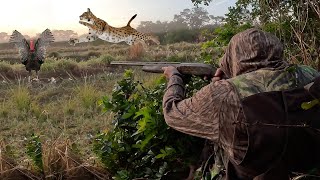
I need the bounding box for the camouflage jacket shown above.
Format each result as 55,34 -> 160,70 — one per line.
163,28 -> 320,178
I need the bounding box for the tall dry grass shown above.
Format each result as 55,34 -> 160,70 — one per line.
128,43 -> 145,61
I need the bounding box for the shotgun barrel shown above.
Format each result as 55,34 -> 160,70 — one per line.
110,61 -> 216,77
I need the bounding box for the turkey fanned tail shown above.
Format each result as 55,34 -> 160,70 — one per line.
9,30 -> 30,63
35,29 -> 55,61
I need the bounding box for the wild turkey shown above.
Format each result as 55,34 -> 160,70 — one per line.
9,29 -> 54,82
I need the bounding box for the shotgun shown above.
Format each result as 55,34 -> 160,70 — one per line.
110,61 -> 217,77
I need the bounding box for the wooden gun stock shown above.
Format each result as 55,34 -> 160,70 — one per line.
110,61 -> 216,77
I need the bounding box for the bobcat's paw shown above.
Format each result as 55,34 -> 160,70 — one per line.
69,38 -> 78,46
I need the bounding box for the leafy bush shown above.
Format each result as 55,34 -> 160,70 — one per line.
25,134 -> 43,172
200,23 -> 253,65
0,61 -> 13,72
98,54 -> 115,64
95,70 -> 209,179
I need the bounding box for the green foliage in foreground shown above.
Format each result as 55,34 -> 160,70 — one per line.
25,134 -> 43,172
95,70 -> 210,179
200,23 -> 253,65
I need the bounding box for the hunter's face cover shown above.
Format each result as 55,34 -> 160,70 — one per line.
219,28 -> 288,78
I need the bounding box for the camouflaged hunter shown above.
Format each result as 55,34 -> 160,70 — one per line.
162,28 -> 320,180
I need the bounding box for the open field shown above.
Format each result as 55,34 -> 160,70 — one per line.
0,70 -> 160,160
0,41 -> 204,179
0,70 -> 162,179
0,40 -> 203,80
0,40 -> 202,62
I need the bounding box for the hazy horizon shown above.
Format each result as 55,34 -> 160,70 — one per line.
1,0 -> 235,37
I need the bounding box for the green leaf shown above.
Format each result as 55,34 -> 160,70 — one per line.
132,132 -> 156,150
121,112 -> 134,119
301,99 -> 319,110
134,107 -> 152,120
155,146 -> 176,159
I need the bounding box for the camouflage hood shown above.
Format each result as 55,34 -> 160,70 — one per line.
220,28 -> 289,78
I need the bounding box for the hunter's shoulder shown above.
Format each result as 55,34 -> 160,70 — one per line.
295,64 -> 319,77
205,79 -> 237,97
210,79 -> 235,90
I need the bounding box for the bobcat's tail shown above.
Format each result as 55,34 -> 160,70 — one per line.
127,14 -> 137,26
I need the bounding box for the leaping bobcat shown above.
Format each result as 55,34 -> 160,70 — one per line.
69,8 -> 160,46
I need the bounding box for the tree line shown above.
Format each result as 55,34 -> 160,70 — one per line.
136,7 -> 224,33
135,7 -> 225,44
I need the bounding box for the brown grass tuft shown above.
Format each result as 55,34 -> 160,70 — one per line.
128,43 -> 145,61
42,140 -> 110,179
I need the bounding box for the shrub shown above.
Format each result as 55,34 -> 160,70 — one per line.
25,134 -> 43,172
11,85 -> 31,112
199,23 -> 253,65
95,70 -> 209,179
98,54 -> 115,64
48,51 -> 61,58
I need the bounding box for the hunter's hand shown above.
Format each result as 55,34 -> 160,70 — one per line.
162,66 -> 180,79
211,68 -> 225,81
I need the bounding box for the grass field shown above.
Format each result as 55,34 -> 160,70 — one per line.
0,40 -> 204,179
0,40 -> 202,80
0,70 -> 160,162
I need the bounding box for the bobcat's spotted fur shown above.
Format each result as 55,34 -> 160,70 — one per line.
69,8 -> 160,46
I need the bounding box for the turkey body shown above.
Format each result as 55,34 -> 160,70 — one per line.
24,52 -> 43,76
9,29 -> 54,81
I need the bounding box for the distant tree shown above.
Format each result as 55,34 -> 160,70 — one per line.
137,7 -> 213,33
209,15 -> 225,25
167,20 -> 189,31
173,7 -> 210,29
153,20 -> 170,33
137,21 -> 169,33
137,21 -> 154,33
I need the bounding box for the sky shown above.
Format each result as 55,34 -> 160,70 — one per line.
1,0 -> 236,37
